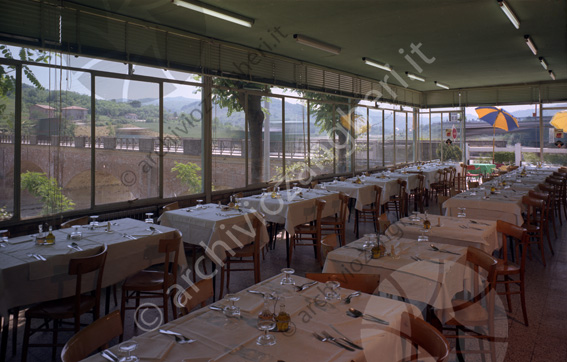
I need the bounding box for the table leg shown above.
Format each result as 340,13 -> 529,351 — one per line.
1,316 -> 8,362
212,263 -> 217,302
355,209 -> 360,238
105,286 -> 111,315
286,232 -> 290,268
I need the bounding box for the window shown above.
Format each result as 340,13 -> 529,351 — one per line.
368,109 -> 383,168
384,110 -> 394,166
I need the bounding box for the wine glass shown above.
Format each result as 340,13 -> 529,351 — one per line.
457,207 -> 466,218
118,341 -> 139,362
324,281 -> 341,301
196,199 -> 203,209
418,225 -> 430,242
223,294 -> 240,318
144,213 -> 154,224
90,215 -> 99,229
333,177 -> 338,183
280,268 -> 295,285
256,320 -> 277,346
410,211 -> 420,222
261,188 -> 267,197
71,225 -> 82,240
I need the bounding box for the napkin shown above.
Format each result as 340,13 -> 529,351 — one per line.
8,237 -> 35,245
133,336 -> 174,360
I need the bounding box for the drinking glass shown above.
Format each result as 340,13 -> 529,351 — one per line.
325,281 -> 341,301
144,213 -> 154,224
457,207 -> 466,218
71,225 -> 82,240
223,294 -> 241,318
280,268 -> 295,285
256,320 -> 277,346
118,341 -> 139,362
333,177 -> 338,183
362,234 -> 377,250
89,215 -> 99,229
196,199 -> 203,209
261,188 -> 267,196
410,211 -> 420,222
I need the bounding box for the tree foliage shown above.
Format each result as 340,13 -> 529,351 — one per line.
171,161 -> 202,194
21,171 -> 75,215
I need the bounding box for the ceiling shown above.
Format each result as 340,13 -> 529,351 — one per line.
52,0 -> 567,92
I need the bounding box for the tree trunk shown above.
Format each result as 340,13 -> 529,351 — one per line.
336,105 -> 350,173
247,94 -> 265,184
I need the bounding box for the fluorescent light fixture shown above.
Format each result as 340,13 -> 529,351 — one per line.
406,72 -> 425,82
549,70 -> 556,80
498,0 -> 520,29
539,57 -> 548,70
362,57 -> 392,72
524,35 -> 537,55
293,34 -> 341,55
172,0 -> 254,28
435,81 -> 450,90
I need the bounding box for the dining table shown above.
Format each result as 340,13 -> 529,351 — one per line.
159,204 -> 270,266
385,213 -> 499,254
323,236 -> 467,322
361,174 -> 417,205
81,274 -> 422,362
0,218 -> 186,319
320,181 -> 375,211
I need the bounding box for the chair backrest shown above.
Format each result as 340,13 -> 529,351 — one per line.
522,196 -> 545,226
373,185 -> 383,210
158,232 -> 182,288
304,273 -> 380,294
336,192 -> 350,223
0,229 -> 9,237
61,310 -> 122,362
161,201 -> 180,214
496,220 -> 528,268
68,244 -> 108,325
378,213 -> 391,234
314,199 -> 326,225
61,216 -> 90,229
310,180 -> 319,189
320,234 -> 338,265
177,278 -> 214,316
399,312 -> 450,362
457,247 -> 497,313
467,181 -> 479,189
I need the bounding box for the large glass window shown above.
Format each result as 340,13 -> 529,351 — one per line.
431,113 -> 442,160
310,101 -> 335,176
283,98 -> 308,181
252,95 -> 283,184
94,77 -> 159,205
369,109 -> 383,168
419,112 -> 431,161
0,64 -> 15,221
211,87 -> 246,190
164,83 -> 203,198
395,111 -> 407,164
384,110 -> 394,166
407,112 -> 415,163
354,107 -> 368,171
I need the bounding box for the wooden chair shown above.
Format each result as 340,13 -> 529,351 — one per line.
320,193 -> 349,246
161,201 -> 180,214
304,273 -> 380,294
495,220 -> 529,326
320,234 -> 338,267
386,179 -> 407,220
546,177 -> 567,221
399,312 -> 450,362
289,199 -> 326,267
467,181 -> 479,189
61,310 -> 122,362
465,165 -> 481,182
60,216 -> 89,229
537,184 -> 558,238
430,169 -> 448,201
310,180 -> 319,189
159,201 -> 207,282
528,190 -> 554,250
354,186 -> 382,236
219,216 -> 264,298
378,213 -> 391,234
22,245 -> 108,361
120,234 -> 181,336
521,196 -> 553,266
408,174 -> 426,213
177,278 -> 214,317
437,247 -> 498,362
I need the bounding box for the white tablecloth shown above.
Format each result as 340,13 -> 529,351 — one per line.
323,237 -> 467,321
322,181 -> 375,211
82,274 -> 422,362
159,204 -> 269,265
0,218 -> 186,317
241,189 -> 341,235
386,214 -> 499,253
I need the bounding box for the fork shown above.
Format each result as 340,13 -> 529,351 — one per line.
412,255 -> 444,264
321,331 -> 356,351
312,332 -> 354,351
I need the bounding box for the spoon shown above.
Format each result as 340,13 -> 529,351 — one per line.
429,244 -> 459,255
343,291 -> 361,304
71,242 -> 83,251
295,280 -> 318,292
347,308 -> 389,325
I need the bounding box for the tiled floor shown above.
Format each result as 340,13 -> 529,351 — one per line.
4,205 -> 567,361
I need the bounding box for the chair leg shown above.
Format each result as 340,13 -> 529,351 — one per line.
520,279 -> 528,326
11,308 -> 19,356
21,316 -> 31,362
163,293 -> 169,324
120,290 -> 127,342
219,266 -> 226,300
52,319 -> 58,361
504,277 -> 513,312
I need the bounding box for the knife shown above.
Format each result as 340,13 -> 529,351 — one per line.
329,325 -> 363,350
100,350 -> 118,362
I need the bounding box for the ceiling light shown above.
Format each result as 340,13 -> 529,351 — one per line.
406,72 -> 425,82
497,0 -> 520,29
524,35 -> 537,55
549,70 -> 556,80
362,57 -> 392,72
293,34 -> 341,55
435,81 -> 450,90
539,57 -> 548,70
172,0 -> 254,28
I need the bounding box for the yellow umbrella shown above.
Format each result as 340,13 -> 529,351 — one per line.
475,106 -> 520,164
550,111 -> 567,132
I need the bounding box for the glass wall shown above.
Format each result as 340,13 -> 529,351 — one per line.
368,109 -> 383,168
309,101 -> 335,176
384,110 -> 394,166
255,95 -> 283,184
283,98 -> 308,181
395,111 -> 407,164
354,107 -> 368,171
407,112 -> 415,163
0,64 -> 15,221
419,112 -> 431,161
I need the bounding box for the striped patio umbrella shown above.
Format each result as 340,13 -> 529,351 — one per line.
475,106 -> 519,163
550,111 -> 567,132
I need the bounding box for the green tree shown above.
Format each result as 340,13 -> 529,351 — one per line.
21,171 -> 75,215
171,161 -> 202,194
437,143 -> 462,162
